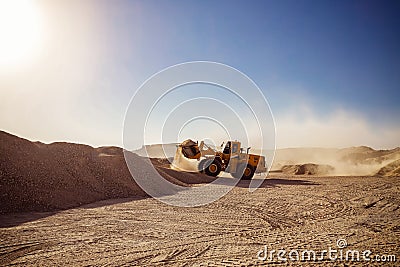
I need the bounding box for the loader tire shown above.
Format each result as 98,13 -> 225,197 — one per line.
204,159 -> 222,177
198,159 -> 210,173
231,164 -> 255,180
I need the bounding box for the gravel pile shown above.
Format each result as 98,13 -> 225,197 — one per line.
0,131 -> 207,214
376,159 -> 400,177
281,163 -> 334,175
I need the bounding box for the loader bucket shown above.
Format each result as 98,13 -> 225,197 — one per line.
179,139 -> 201,159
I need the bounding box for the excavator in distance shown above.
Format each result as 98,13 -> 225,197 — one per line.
178,139 -> 267,180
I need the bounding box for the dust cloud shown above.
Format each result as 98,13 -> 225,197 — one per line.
171,147 -> 199,172
273,147 -> 400,176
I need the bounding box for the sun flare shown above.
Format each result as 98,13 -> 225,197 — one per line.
0,0 -> 43,69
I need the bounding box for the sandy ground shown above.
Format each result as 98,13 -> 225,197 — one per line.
1,175 -> 399,266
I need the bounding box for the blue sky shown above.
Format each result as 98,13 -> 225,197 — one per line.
99,0 -> 400,117
1,0 -> 399,148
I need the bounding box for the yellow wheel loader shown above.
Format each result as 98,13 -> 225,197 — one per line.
178,139 -> 267,180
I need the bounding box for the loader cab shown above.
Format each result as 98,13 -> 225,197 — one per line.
223,141 -> 231,154
223,141 -> 241,173
223,141 -> 241,155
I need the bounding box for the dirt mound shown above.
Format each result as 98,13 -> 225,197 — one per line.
0,131 -> 209,214
273,146 -> 400,175
0,131 -> 145,213
376,159 -> 400,177
150,157 -> 174,167
281,163 -> 334,175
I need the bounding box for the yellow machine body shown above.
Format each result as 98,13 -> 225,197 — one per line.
179,139 -> 267,179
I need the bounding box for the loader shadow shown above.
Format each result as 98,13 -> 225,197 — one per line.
239,178 -> 320,188
0,197 -> 147,228
0,211 -> 58,228
78,196 -> 147,209
209,177 -> 320,188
